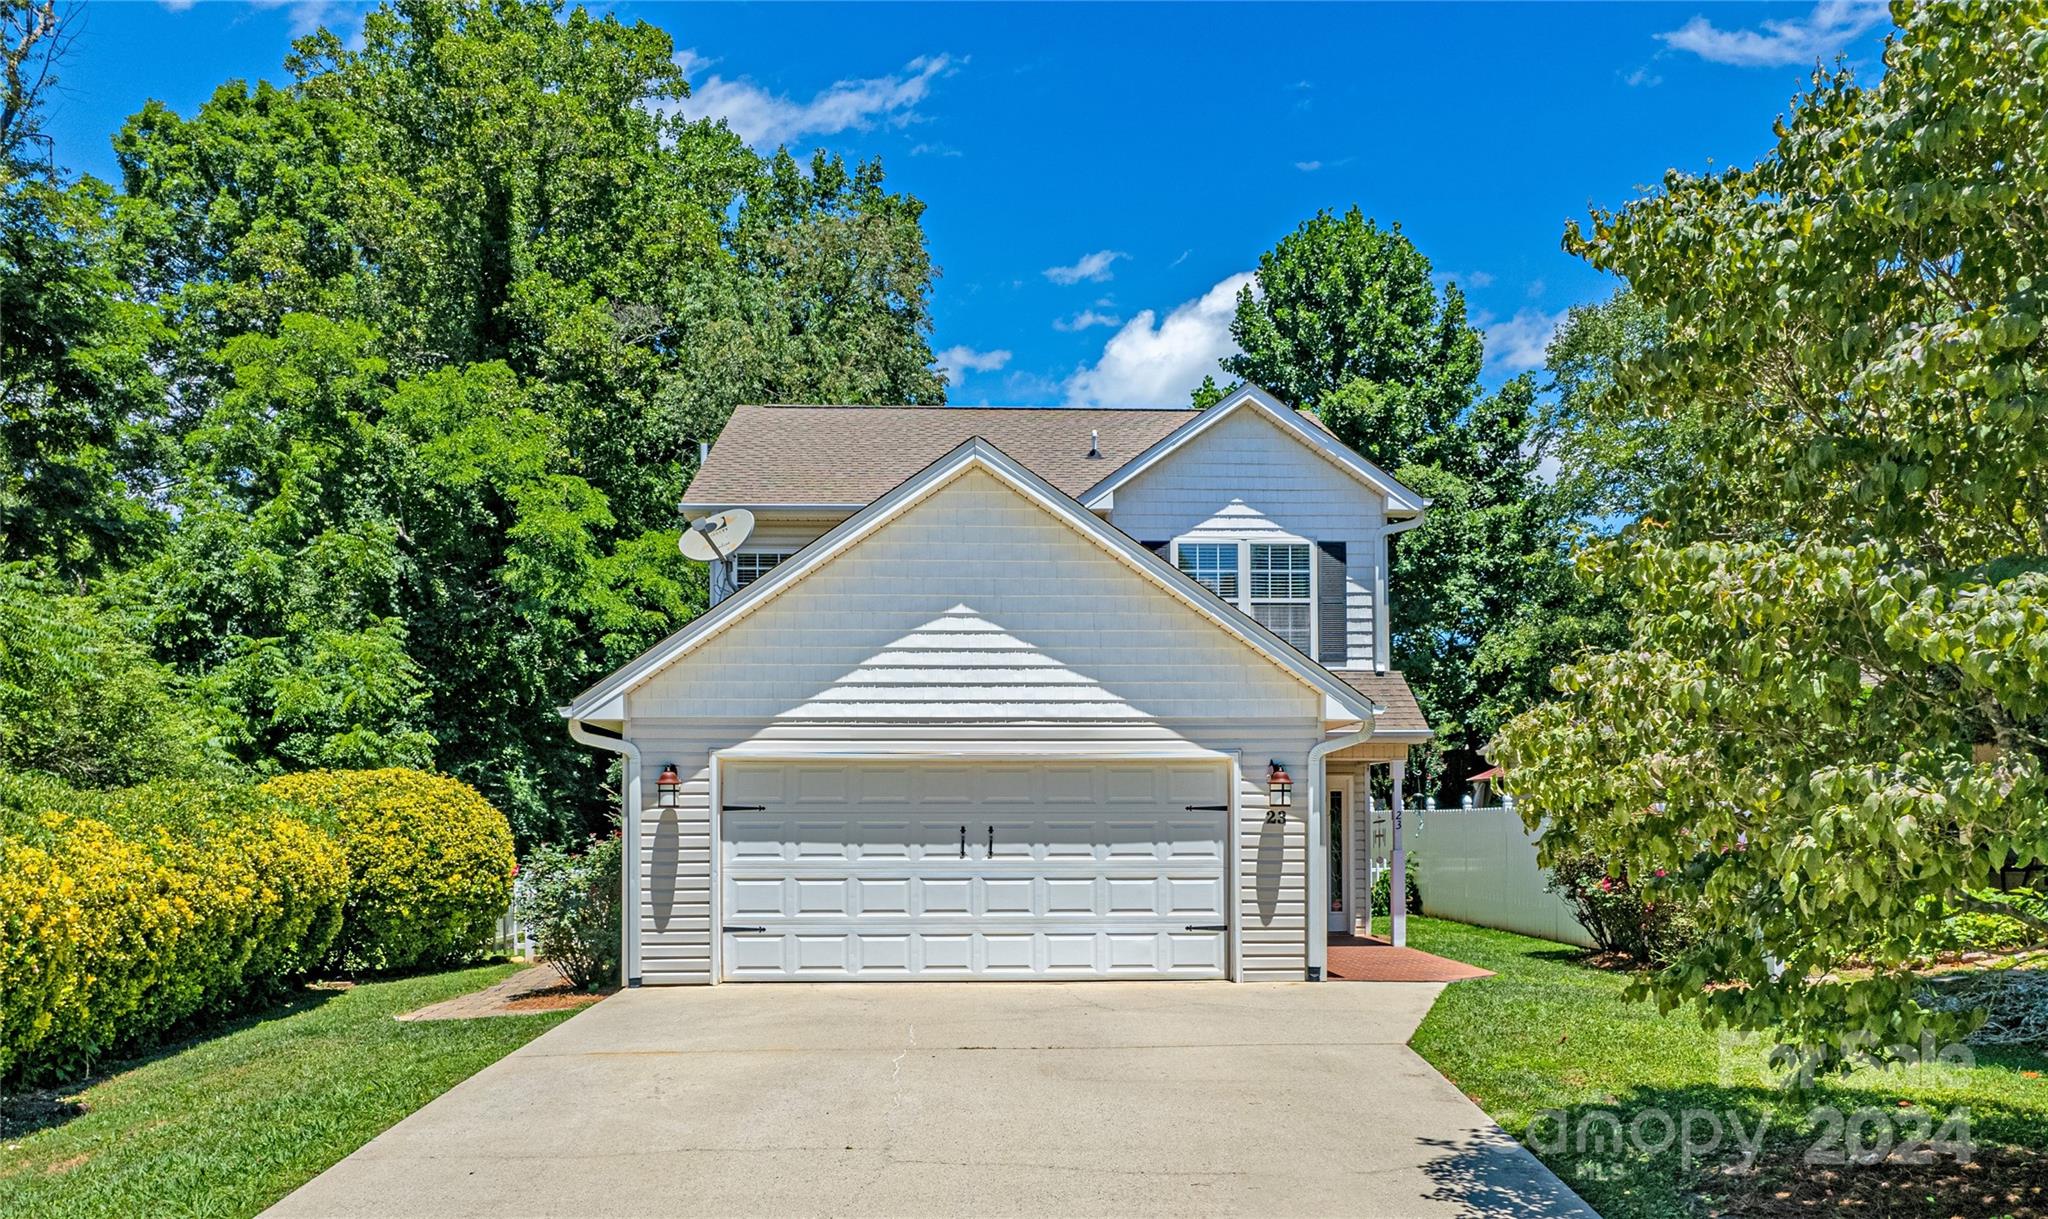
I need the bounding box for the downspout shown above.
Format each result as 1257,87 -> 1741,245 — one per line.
1304,719 -> 1371,980
567,719 -> 642,988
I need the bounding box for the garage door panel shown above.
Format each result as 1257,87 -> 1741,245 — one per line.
1045,877 -> 1097,915
921,934 -> 972,971
983,877 -> 1035,915
721,760 -> 1228,981
729,878 -> 787,917
854,878 -> 910,916
793,878 -> 849,915
918,877 -> 973,915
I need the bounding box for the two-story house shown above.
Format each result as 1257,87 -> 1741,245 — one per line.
561,384 -> 1432,985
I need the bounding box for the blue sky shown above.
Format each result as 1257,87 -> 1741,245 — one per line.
44,1 -> 1895,406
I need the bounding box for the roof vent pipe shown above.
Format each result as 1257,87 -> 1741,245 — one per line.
697,441 -> 709,464
1088,429 -> 1101,459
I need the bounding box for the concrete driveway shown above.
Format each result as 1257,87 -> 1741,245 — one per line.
266,982 -> 1595,1219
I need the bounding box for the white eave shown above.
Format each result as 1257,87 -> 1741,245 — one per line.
562,436 -> 1381,728
1079,383 -> 1428,516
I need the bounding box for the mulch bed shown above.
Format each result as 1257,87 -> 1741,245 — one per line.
1705,1143 -> 2048,1217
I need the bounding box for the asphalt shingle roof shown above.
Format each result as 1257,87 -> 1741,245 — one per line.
1333,671 -> 1432,735
681,404 -> 1196,505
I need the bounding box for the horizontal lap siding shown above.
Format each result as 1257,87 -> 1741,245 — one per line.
1108,408 -> 1386,671
616,466 -> 1330,983
623,720 -> 1322,983
1229,723 -> 1315,981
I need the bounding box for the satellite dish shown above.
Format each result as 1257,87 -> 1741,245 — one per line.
678,509 -> 755,561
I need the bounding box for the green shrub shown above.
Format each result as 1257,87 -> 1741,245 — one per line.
0,780 -> 347,1084
1371,859 -> 1423,918
1546,852 -> 1698,964
1918,891 -> 2048,957
513,833 -> 622,991
260,768 -> 515,971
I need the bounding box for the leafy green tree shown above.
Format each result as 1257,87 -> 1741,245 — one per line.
1221,209 -> 1595,792
38,0 -> 947,841
0,565 -> 222,786
1498,0 -> 2048,1060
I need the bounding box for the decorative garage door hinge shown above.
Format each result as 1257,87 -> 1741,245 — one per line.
1183,924 -> 1228,932
1184,804 -> 1229,811
721,804 -> 766,812
724,925 -> 766,933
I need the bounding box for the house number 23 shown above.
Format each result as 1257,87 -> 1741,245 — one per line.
1263,810 -> 1288,825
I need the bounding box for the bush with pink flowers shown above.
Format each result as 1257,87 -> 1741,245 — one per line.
1546,853 -> 1698,964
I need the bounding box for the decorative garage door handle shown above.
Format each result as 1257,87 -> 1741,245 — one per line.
1185,804 -> 1229,811
1184,924 -> 1228,932
722,804 -> 766,812
725,925 -> 766,933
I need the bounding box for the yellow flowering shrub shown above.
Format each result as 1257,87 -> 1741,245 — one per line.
0,783 -> 347,1084
259,768 -> 515,971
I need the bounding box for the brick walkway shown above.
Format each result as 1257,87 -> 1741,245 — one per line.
395,964 -> 592,1021
1326,933 -> 1493,982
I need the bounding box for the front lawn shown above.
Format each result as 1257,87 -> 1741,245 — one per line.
0,963 -> 578,1219
1407,917 -> 2048,1219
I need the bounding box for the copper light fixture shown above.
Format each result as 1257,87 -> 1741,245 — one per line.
1267,761 -> 1293,809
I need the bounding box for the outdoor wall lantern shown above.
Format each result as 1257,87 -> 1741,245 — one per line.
657,764 -> 681,807
1267,761 -> 1293,809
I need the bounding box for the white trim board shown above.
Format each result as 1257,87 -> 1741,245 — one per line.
1080,384 -> 1428,515
562,437 -> 1381,727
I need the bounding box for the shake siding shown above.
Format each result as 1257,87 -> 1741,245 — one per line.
616,469 -> 1328,983
1106,408 -> 1388,670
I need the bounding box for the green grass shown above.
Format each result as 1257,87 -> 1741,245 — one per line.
0,963 -> 577,1219
1406,917 -> 2048,1219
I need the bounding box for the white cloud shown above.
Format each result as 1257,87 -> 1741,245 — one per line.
1053,309 -> 1122,332
1622,64 -> 1664,88
1657,1 -> 1887,67
671,51 -> 957,147
1063,273 -> 1254,407
935,345 -> 1011,386
1043,250 -> 1125,286
1295,160 -> 1323,172
908,142 -> 963,158
1480,308 -> 1568,376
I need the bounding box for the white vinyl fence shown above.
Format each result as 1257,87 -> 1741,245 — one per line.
1409,800 -> 1597,948
492,876 -> 541,960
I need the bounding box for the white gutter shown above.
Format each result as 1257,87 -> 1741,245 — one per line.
567,719 -> 642,988
1304,720 -> 1372,980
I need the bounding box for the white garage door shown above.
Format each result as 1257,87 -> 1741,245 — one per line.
718,759 -> 1230,980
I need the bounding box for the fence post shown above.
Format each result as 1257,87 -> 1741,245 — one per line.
1461,794 -> 1474,809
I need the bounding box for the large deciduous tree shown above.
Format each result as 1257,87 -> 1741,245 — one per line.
1221,209 -> 1611,790
1,0 -> 945,842
1498,0 -> 2048,1058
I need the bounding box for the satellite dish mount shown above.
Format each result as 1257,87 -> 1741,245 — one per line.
678,509 -> 756,561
